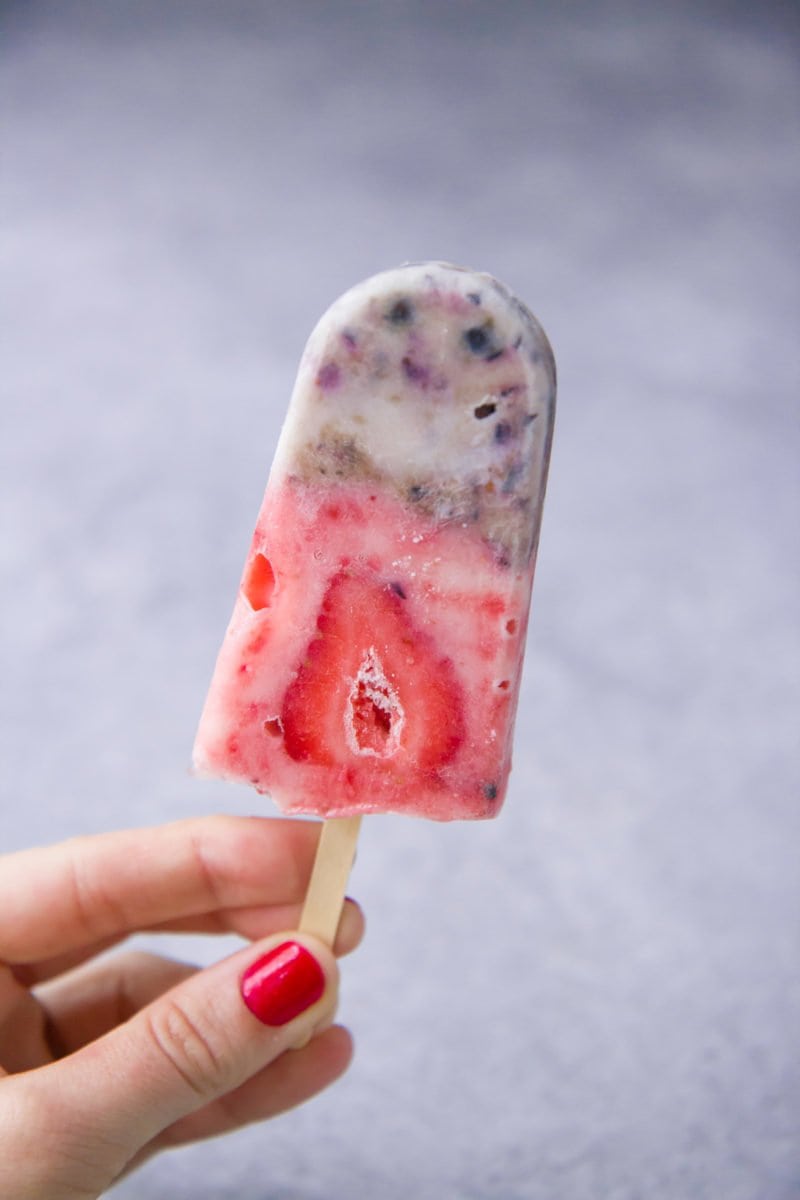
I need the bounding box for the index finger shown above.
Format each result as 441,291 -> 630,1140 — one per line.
0,814 -> 321,966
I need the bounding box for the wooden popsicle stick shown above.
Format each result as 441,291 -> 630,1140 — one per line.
299,815 -> 362,946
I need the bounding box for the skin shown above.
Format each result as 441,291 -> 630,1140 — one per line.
0,814 -> 365,1199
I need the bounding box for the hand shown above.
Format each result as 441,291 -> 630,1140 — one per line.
0,815 -> 364,1199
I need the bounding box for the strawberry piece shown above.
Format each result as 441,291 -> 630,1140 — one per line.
281,571 -> 464,778
241,552 -> 276,611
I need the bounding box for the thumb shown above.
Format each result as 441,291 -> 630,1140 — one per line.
34,934 -> 337,1182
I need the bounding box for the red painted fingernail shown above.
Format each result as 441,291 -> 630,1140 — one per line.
241,941 -> 326,1026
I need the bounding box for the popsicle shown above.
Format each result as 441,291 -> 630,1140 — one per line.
194,263 -> 554,929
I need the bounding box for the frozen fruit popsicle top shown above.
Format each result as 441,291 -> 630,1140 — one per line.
272,261 -> 556,569
194,262 -> 556,820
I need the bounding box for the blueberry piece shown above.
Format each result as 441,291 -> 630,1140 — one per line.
474,402 -> 496,419
494,421 -> 513,443
464,322 -> 504,360
465,325 -> 490,353
483,782 -> 498,801
467,291 -> 482,305
387,298 -> 413,325
501,462 -> 523,493
389,581 -> 407,600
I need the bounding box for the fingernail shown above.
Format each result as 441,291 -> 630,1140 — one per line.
241,941 -> 326,1026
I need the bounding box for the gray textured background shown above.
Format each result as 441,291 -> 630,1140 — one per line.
2,2 -> 799,1197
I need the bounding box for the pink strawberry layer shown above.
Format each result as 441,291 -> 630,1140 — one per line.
193,477 -> 534,820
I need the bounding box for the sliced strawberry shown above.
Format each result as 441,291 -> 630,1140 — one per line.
281,571 -> 464,777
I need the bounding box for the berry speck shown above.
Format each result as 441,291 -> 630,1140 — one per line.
464,322 -> 504,360
402,357 -> 430,387
387,298 -> 413,325
465,326 -> 489,353
316,362 -> 341,389
474,402 -> 496,419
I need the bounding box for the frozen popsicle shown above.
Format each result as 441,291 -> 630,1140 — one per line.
194,261 -> 555,824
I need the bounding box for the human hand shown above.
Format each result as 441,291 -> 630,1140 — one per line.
0,815 -> 364,1199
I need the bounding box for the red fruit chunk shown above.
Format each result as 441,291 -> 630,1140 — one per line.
242,553 -> 276,611
281,572 -> 464,777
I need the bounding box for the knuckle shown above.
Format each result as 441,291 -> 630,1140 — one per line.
186,826 -> 225,910
65,838 -> 127,943
145,997 -> 233,1101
